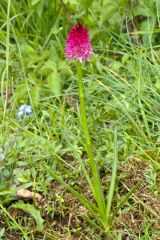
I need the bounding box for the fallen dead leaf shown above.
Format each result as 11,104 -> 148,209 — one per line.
17,189 -> 43,202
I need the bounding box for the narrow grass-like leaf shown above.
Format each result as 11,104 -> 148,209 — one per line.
102,65 -> 132,87
138,99 -> 151,138
125,132 -> 160,169
83,216 -> 115,240
96,80 -> 146,138
78,156 -> 95,197
105,126 -> 118,226
113,96 -> 146,138
43,164 -> 104,227
110,180 -> 142,224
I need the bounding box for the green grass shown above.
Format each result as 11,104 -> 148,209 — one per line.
0,0 -> 160,239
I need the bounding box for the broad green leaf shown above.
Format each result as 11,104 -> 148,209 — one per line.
47,70 -> 61,97
10,201 -> 44,230
0,228 -> 5,238
0,190 -> 16,195
14,84 -> 28,102
31,0 -> 41,5
140,17 -> 156,46
43,60 -> 57,71
63,0 -> 79,5
30,86 -> 40,107
58,61 -> 73,75
0,204 -> 29,240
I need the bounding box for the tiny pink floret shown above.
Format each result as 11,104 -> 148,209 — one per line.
65,24 -> 93,63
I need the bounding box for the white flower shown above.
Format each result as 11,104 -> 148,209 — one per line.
18,104 -> 32,118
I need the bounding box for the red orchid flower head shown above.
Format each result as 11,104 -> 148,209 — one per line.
65,23 -> 93,63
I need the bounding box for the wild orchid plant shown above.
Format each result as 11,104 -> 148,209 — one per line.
44,24 -> 140,235
65,23 -> 106,220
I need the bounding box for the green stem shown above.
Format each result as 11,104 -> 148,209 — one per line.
77,61 -> 106,221
3,0 -> 11,121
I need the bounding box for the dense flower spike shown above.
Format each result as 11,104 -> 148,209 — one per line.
65,24 -> 93,63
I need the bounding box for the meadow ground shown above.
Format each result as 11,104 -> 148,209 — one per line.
0,1 -> 160,239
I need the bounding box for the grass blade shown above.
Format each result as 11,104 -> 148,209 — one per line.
125,132 -> 160,169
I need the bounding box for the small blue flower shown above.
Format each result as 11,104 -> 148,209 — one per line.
18,104 -> 32,118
